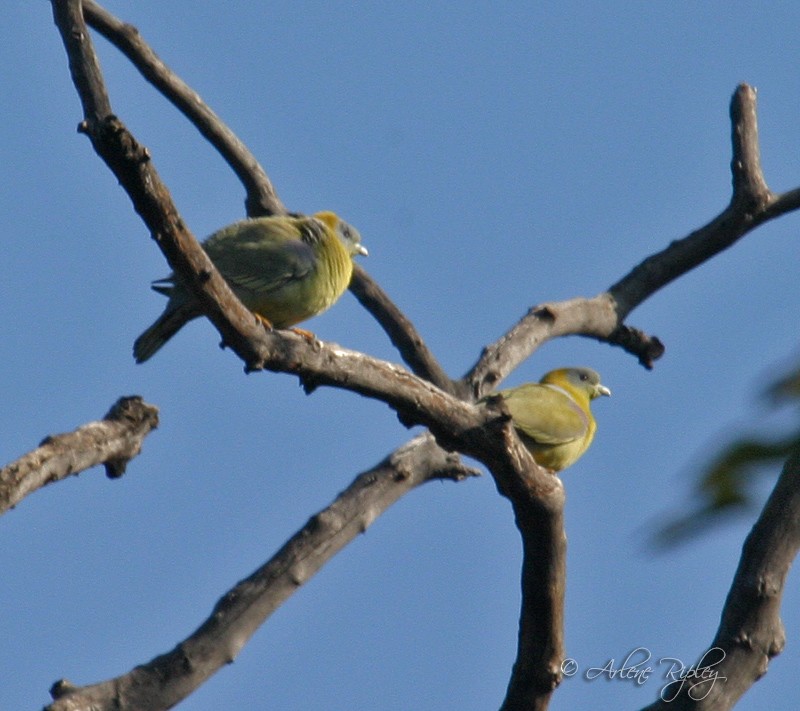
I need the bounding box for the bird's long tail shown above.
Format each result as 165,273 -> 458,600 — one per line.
133,303 -> 197,363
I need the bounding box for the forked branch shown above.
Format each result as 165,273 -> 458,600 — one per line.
466,85 -> 800,395
80,0 -> 452,392
47,3 -> 800,711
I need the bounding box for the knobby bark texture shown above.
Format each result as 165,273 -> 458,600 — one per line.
466,84 -> 800,396
0,396 -> 158,516
42,2 -> 800,710
48,7 -> 569,707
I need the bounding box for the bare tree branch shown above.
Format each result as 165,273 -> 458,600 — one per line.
641,448 -> 800,710
609,90 -> 770,316
46,434 -> 479,711
80,0 -> 451,390
52,0 -> 284,370
0,396 -> 158,516
492,439 -> 566,711
52,17 -> 567,711
466,84 -> 800,395
465,295 -> 621,397
47,4 -> 800,711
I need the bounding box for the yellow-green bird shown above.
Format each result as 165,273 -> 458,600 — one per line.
133,211 -> 367,363
485,367 -> 611,472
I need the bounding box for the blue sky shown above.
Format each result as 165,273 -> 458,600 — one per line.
3,2 -> 800,709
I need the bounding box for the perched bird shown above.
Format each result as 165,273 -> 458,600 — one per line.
485,367 -> 611,472
133,211 -> 367,363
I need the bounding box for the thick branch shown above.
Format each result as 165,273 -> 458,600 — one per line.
52,0 -> 279,368
0,397 -> 158,515
80,1 -> 450,387
482,423 -> 566,711
641,448 -> 800,710
51,0 -> 111,123
47,434 -> 479,711
238,330 -> 498,457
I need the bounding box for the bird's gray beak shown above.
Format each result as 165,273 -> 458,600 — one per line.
357,245 -> 369,257
596,384 -> 611,398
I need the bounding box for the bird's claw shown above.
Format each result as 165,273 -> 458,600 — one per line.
254,313 -> 274,331
290,327 -> 318,343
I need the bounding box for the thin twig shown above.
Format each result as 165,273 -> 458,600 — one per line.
349,265 -> 456,393
483,421 -> 566,711
82,0 -> 285,218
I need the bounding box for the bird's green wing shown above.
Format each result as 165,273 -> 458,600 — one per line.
203,219 -> 317,296
501,383 -> 589,445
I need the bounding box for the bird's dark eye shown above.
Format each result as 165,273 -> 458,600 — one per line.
579,372 -> 588,381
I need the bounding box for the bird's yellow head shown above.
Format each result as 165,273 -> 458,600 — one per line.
539,367 -> 611,404
313,211 -> 368,258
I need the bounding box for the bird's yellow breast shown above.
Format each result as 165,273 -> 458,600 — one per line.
244,232 -> 353,328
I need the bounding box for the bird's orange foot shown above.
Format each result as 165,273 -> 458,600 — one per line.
290,327 -> 317,342
254,313 -> 274,330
